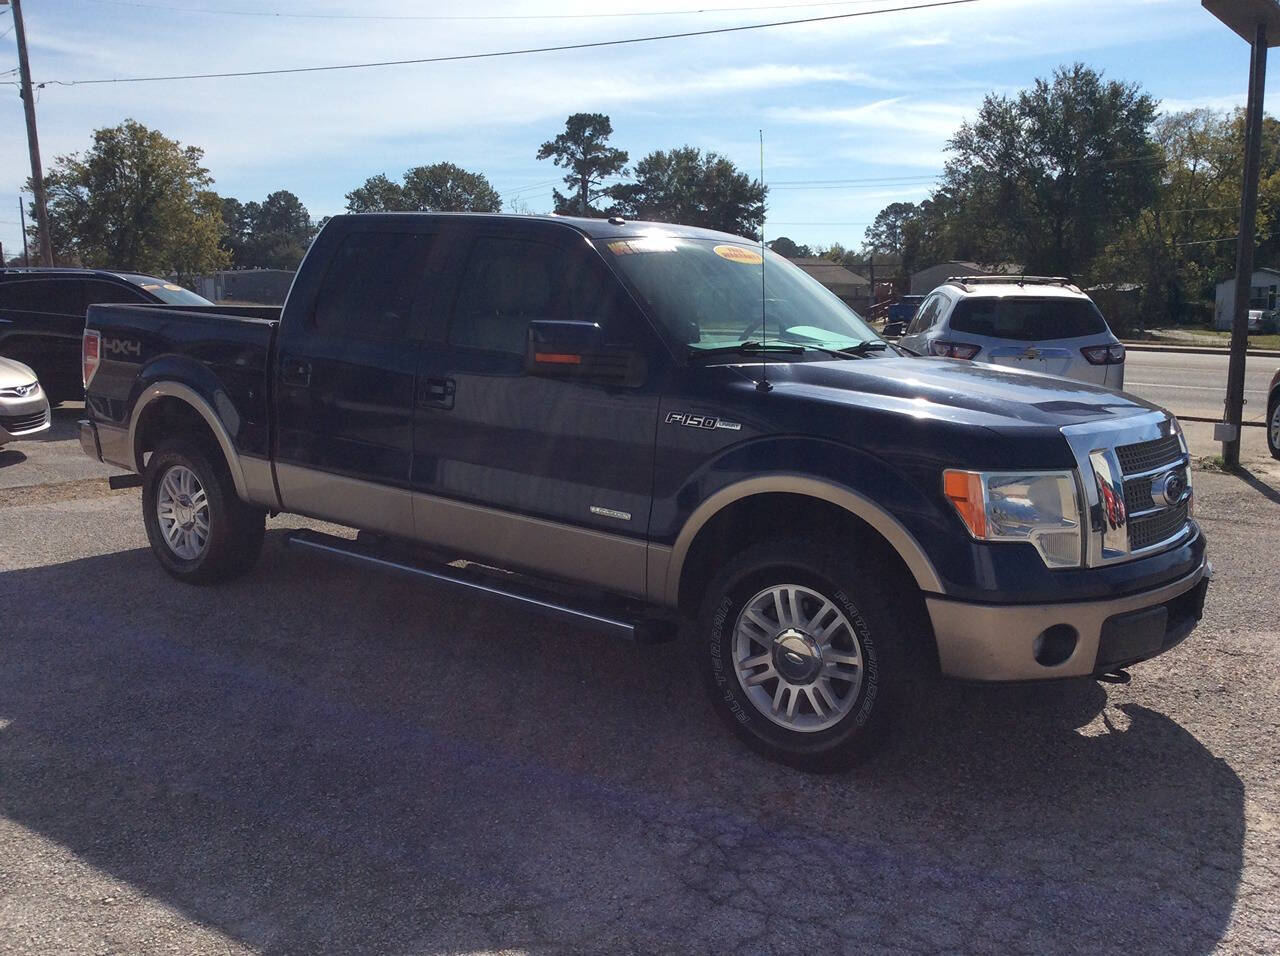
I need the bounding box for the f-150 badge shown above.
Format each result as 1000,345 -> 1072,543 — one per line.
666,411 -> 741,431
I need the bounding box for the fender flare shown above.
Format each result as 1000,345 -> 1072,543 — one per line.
128,382 -> 249,500
661,474 -> 944,605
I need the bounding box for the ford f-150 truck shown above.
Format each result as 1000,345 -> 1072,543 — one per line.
79,213 -> 1209,770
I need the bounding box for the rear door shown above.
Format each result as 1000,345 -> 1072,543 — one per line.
898,292 -> 942,355
0,277 -> 86,398
273,223 -> 442,531
410,223 -> 666,596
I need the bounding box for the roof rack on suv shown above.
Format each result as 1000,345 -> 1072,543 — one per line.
946,275 -> 1079,291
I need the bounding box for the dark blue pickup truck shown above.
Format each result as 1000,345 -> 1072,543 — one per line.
79,213 -> 1209,770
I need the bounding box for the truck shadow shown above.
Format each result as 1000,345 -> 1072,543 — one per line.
0,532 -> 1245,953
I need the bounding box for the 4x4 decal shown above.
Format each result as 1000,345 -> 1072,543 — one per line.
665,411 -> 741,432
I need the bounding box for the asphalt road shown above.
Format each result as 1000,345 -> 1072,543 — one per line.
1122,350 -> 1276,424
1,412 -> 1278,951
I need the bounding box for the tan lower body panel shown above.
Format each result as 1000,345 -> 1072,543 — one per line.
273,462 -> 648,598
926,557 -> 1209,681
96,423 -> 131,471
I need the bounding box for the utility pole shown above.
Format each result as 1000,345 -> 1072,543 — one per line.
19,198 -> 29,265
4,0 -> 54,266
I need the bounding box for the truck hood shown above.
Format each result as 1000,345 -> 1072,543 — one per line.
763,355 -> 1163,429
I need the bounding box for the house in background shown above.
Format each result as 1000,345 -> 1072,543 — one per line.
192,269 -> 296,305
789,257 -> 871,310
1213,266 -> 1280,330
910,260 -> 1024,295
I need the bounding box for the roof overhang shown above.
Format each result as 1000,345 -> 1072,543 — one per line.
1203,0 -> 1280,45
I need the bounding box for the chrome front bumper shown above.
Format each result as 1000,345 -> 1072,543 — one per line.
926,555 -> 1211,681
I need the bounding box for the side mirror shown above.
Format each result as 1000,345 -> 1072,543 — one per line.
882,321 -> 906,337
525,320 -> 647,387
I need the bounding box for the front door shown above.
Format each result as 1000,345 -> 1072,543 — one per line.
411,225 -> 667,596
274,224 -> 441,532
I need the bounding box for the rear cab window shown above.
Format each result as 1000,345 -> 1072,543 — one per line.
313,231 -> 437,341
949,296 -> 1109,341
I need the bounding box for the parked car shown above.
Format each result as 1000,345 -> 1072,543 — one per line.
883,294 -> 924,332
0,356 -> 51,445
78,214 -> 1208,771
1268,367 -> 1280,460
896,276 -> 1126,389
0,268 -> 211,403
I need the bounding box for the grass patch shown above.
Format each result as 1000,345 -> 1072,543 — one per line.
1138,328 -> 1280,350
1196,454 -> 1239,474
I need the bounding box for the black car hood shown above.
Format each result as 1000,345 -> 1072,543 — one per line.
757,355 -> 1163,430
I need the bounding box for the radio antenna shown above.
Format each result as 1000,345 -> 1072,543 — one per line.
756,128 -> 772,393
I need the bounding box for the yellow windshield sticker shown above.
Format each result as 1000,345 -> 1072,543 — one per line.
713,245 -> 763,265
163,283 -> 184,291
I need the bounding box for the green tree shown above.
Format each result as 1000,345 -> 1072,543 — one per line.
767,236 -> 813,258
344,163 -> 501,214
345,173 -> 407,213
401,162 -> 501,212
39,119 -> 229,277
943,63 -> 1160,277
219,190 -> 315,270
613,147 -> 766,238
862,201 -> 919,256
536,113 -> 629,216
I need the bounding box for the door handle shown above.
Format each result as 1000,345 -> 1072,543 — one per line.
282,358 -> 311,387
419,376 -> 456,410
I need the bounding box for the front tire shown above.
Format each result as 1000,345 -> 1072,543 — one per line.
142,439 -> 265,584
696,537 -> 904,772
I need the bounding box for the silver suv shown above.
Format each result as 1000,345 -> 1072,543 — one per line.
897,276 -> 1125,389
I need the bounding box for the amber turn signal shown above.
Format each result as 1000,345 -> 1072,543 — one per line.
942,469 -> 987,538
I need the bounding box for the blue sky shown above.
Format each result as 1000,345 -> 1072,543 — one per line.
0,0 -> 1274,259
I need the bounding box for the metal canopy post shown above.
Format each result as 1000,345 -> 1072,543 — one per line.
1203,0 -> 1280,467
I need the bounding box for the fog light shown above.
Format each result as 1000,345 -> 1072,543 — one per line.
1033,624 -> 1078,667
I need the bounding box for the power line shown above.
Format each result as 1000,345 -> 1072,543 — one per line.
87,0 -> 892,23
42,0 -> 980,87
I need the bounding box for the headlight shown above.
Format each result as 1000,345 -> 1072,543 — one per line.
943,469 -> 1083,568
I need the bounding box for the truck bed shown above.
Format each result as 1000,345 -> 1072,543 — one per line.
84,302 -> 280,465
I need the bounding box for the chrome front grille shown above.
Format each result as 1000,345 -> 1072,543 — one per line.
1130,502 -> 1190,551
1062,412 -> 1196,567
1114,431 -> 1192,555
1115,434 -> 1182,474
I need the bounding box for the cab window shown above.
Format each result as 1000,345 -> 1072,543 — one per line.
313,231 -> 436,341
450,236 -> 628,355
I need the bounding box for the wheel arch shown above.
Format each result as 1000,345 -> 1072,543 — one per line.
129,383 -> 249,499
662,475 -> 944,613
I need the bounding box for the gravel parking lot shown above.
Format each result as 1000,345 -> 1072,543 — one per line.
1,409 -> 1278,954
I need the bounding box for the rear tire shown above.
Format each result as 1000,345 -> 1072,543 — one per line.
695,537 -> 904,772
142,439 -> 265,584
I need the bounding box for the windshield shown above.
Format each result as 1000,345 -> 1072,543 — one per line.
949,296 -> 1108,341
128,277 -> 212,306
597,237 -> 879,353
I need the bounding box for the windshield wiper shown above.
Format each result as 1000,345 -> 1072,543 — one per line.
800,340 -> 890,359
688,341 -> 805,361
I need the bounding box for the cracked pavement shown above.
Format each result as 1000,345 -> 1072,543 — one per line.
0,410 -> 1277,953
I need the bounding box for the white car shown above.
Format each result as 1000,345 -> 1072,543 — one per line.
0,356 -> 51,445
896,276 -> 1125,389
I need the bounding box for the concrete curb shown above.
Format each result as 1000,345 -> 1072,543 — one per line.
1123,342 -> 1280,358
